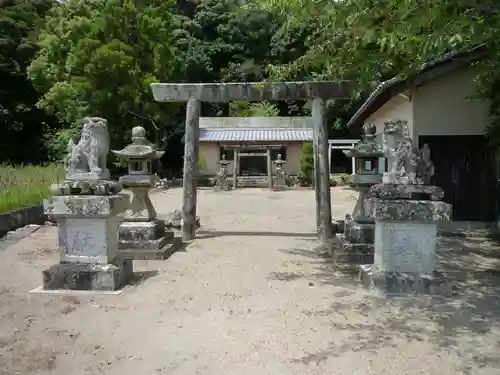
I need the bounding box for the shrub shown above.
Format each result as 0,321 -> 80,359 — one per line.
198,175 -> 214,187
299,142 -> 314,185
0,164 -> 64,212
43,126 -> 81,162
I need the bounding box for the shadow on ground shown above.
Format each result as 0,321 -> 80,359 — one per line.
269,236 -> 500,373
196,230 -> 317,239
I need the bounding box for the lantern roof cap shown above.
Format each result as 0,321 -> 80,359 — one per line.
111,126 -> 165,160
344,124 -> 383,158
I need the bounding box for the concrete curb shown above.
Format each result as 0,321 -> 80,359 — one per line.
0,204 -> 46,237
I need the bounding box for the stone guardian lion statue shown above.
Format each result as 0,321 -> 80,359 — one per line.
65,117 -> 110,180
382,120 -> 420,184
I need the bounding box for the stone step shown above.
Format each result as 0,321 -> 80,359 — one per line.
333,251 -> 374,265
233,176 -> 270,188
332,235 -> 374,265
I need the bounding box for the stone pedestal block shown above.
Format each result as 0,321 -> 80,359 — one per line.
333,235 -> 374,264
118,219 -> 178,260
272,175 -> 287,191
333,217 -> 375,265
43,258 -> 133,291
360,195 -> 453,296
374,221 -> 436,273
359,264 -> 452,296
42,194 -> 132,291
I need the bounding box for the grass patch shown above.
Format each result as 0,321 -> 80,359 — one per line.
0,164 -> 64,213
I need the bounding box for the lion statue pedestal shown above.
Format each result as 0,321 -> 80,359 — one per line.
40,117 -> 132,292
359,120 -> 453,297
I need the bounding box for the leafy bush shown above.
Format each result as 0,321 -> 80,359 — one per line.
198,175 -> 214,187
0,164 -> 64,212
299,142 -> 314,186
43,126 -> 81,161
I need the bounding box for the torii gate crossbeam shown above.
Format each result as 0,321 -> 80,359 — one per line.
151,80 -> 353,241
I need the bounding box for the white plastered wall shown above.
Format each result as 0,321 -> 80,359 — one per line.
412,66 -> 491,140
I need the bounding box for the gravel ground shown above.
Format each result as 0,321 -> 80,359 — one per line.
0,187 -> 500,375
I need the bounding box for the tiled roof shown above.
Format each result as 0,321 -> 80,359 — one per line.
199,128 -> 313,142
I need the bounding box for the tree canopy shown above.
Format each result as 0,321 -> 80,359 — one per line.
4,0 -> 498,168
0,0 -> 57,163
254,0 -> 500,140
28,0 -> 183,155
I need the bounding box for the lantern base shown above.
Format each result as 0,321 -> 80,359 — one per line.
118,219 -> 181,260
333,235 -> 374,265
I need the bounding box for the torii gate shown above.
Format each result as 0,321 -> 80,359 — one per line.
151,81 -> 353,241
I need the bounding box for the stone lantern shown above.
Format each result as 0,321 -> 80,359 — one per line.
344,124 -> 384,220
214,154 -> 231,191
334,123 -> 383,265
112,126 -> 177,260
272,153 -> 287,191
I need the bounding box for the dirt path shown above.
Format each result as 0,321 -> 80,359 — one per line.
0,187 -> 500,375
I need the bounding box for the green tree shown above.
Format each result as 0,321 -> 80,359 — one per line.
28,0 -> 183,152
176,0 -> 310,117
299,141 -> 314,184
176,0 -> 284,84
0,0 -> 58,163
256,0 -> 500,139
228,101 -> 280,117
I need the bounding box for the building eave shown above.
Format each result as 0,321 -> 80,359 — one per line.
346,45 -> 488,128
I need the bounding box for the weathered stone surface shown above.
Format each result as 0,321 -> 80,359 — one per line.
119,219 -> 166,242
112,125 -> 176,258
44,194 -> 128,218
313,98 -> 332,241
334,123 -> 380,263
42,258 -> 133,291
351,174 -> 381,185
359,119 -> 454,295
344,123 -> 384,160
182,99 -> 201,241
118,220 -> 176,257
113,126 -> 164,222
367,198 -> 452,221
65,117 -> 110,181
272,154 -> 287,191
214,155 -> 231,191
370,183 -> 444,201
124,186 -> 157,221
344,219 -> 374,244
332,219 -> 345,234
50,179 -> 122,196
359,264 -> 452,296
57,217 -> 121,264
111,125 -> 164,161
151,81 -> 352,102
119,236 -> 170,251
164,209 -> 200,230
118,238 -> 182,261
379,120 -> 437,186
373,221 -> 437,274
333,235 -> 374,264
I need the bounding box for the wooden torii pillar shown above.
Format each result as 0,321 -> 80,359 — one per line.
151,81 -> 352,241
